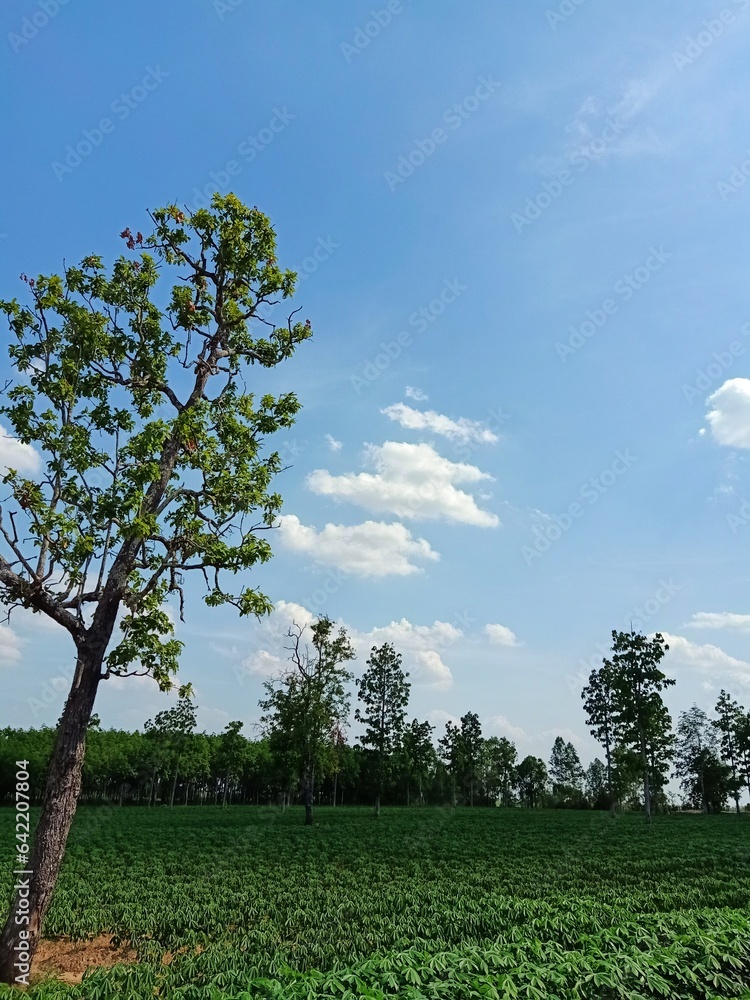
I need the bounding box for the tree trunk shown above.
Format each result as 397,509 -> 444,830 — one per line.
332,771 -> 337,807
222,773 -> 229,808
640,734 -> 651,821
406,778 -> 410,808
375,793 -> 381,817
303,763 -> 314,826
0,651 -> 101,986
169,769 -> 178,809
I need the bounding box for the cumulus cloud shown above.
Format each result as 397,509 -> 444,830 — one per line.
0,424 -> 41,476
487,714 -> 527,743
705,379 -> 750,449
234,603 -> 460,692
684,612 -> 750,632
381,403 -> 499,445
661,632 -> 750,687
307,441 -> 499,527
484,623 -> 519,646
325,434 -> 342,452
277,514 -> 439,577
405,386 -> 428,402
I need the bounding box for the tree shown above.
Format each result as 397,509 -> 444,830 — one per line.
713,690 -> 744,814
259,617 -> 355,825
581,662 -> 619,803
548,737 -> 584,806
480,736 -> 517,806
217,720 -> 245,807
438,721 -> 461,806
515,756 -> 547,807
585,758 -> 608,807
143,696 -> 197,808
0,193 -> 311,982
355,642 -> 410,815
605,630 -> 674,821
458,712 -> 483,806
400,719 -> 435,806
675,705 -> 729,813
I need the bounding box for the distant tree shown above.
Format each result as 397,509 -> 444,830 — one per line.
713,690 -> 744,814
355,642 -> 410,816
458,712 -> 483,806
438,721 -> 461,807
548,737 -> 585,805
675,705 -> 729,813
259,617 -> 355,825
144,696 -> 197,808
515,755 -> 547,807
585,758 -> 608,807
217,720 -> 245,807
400,719 -> 436,806
605,630 -> 674,821
481,736 -> 517,806
581,662 -> 619,803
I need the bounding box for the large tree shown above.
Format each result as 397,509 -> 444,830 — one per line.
0,193 -> 311,982
605,630 -> 674,821
355,642 -> 410,815
143,695 -> 197,808
581,661 -> 619,803
548,736 -> 584,806
259,617 -> 355,825
480,736 -> 517,806
400,718 -> 435,806
713,689 -> 744,814
675,704 -> 729,813
515,755 -> 547,808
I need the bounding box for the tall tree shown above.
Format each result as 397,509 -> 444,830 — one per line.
515,755 -> 547,808
675,704 -> 729,813
217,720 -> 245,807
480,736 -> 517,806
259,617 -> 355,825
355,642 -> 410,815
548,737 -> 584,806
713,690 -> 744,814
143,696 -> 197,808
585,758 -> 607,807
400,719 -> 436,806
458,712 -> 483,806
438,721 -> 461,807
605,630 -> 674,821
581,662 -> 619,802
0,193 -> 311,981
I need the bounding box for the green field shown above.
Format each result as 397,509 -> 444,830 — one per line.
2,807 -> 750,998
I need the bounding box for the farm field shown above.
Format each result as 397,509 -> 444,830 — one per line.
1,807 -> 750,999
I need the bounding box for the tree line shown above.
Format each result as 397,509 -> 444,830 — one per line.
4,623 -> 748,821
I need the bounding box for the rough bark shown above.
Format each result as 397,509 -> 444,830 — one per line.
0,651 -> 101,985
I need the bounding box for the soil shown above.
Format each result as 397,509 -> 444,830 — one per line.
32,934 -> 138,985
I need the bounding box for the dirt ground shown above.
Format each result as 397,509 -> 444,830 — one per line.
32,934 -> 138,985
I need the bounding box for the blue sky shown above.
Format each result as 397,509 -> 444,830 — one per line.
2,0 -> 750,773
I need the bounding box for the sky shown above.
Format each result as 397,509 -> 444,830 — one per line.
1,0 -> 750,773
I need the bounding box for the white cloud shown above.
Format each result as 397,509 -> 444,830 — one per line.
307,441 -> 499,527
487,714 -> 527,743
325,434 -> 342,452
705,379 -> 750,449
238,648 -> 287,679
359,618 -> 461,689
381,403 -> 499,445
661,632 -> 750,687
0,624 -> 22,664
427,708 -> 460,730
0,424 -> 41,476
484,623 -> 519,646
277,514 -> 439,577
405,386 -> 428,402
684,612 -> 750,632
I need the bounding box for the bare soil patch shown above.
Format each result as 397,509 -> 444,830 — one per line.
32,934 -> 138,985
